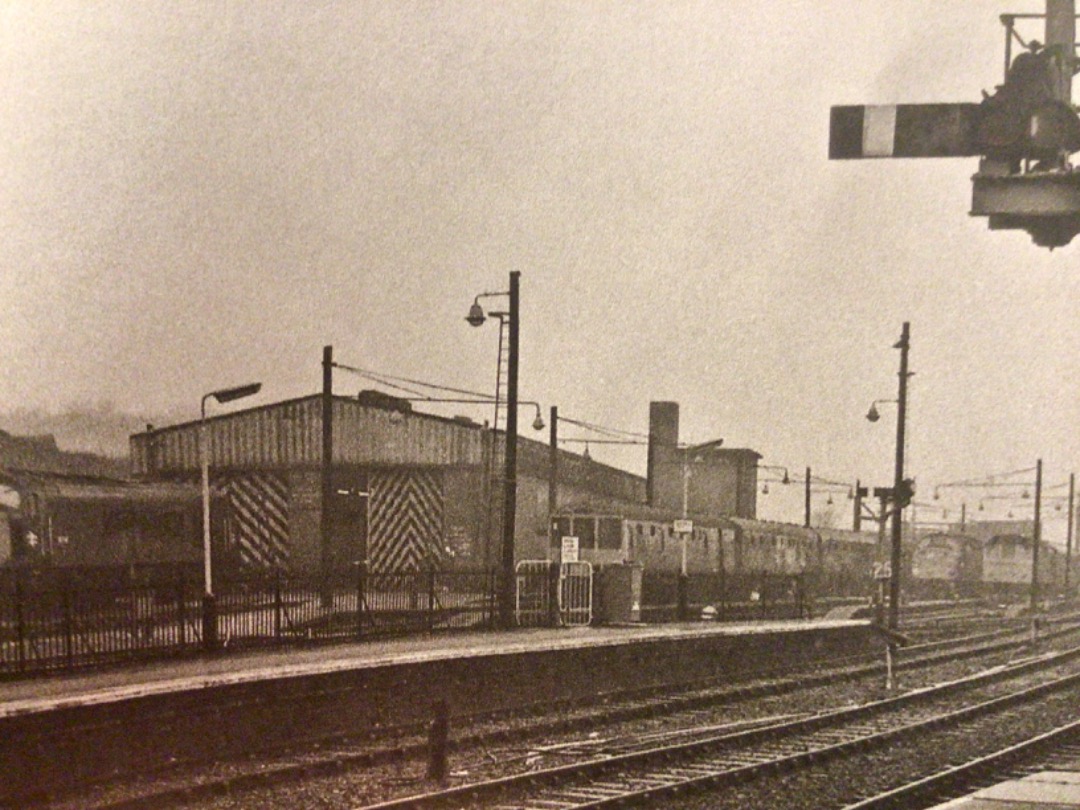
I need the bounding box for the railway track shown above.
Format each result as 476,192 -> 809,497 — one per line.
832,715 -> 1080,809
62,617 -> 1080,810
359,644 -> 1080,810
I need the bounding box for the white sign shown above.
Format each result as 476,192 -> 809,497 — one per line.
0,485 -> 19,510
673,519 -> 694,534
561,536 -> 579,563
873,562 -> 892,580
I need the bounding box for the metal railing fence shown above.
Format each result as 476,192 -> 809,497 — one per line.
1,562 -> 830,679
0,563 -> 503,677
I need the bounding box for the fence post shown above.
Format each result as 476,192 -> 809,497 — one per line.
63,575 -> 74,669
202,594 -> 218,652
15,575 -> 26,674
177,573 -> 187,648
274,576 -> 283,642
427,567 -> 437,632
489,568 -> 498,628
427,698 -> 450,782
677,573 -> 689,621
548,561 -> 561,627
356,560 -> 367,638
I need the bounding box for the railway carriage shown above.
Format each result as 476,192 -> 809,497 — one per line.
812,525 -> 879,599
551,504 -> 724,573
724,517 -> 813,576
982,533 -> 1065,598
551,504 -> 882,607
910,532 -> 983,600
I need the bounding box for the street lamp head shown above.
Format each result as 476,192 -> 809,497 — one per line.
466,301 -> 486,327
211,382 -> 262,405
532,411 -> 545,431
866,403 -> 880,422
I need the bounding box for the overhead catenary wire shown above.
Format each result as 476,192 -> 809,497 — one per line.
332,361 -> 495,403
554,415 -> 648,441
336,360 -> 648,453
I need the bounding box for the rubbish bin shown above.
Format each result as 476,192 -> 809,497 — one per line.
597,564 -> 642,624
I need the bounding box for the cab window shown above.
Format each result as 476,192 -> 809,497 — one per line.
598,517 -> 622,550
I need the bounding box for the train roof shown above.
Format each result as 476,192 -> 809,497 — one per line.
724,516 -> 818,538
914,531 -> 982,548
984,533 -> 1058,550
9,471 -> 199,505
555,498 -> 730,527
812,525 -> 879,545
555,503 -> 883,544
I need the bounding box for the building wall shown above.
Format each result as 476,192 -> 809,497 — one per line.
132,396 -> 659,574
648,445 -> 759,518
210,465 -> 484,575
131,396 -> 486,474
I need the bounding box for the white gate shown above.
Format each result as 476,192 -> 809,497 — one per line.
559,561 -> 593,627
515,560 -> 593,627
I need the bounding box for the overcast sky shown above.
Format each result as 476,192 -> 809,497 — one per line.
2,1 -> 1077,533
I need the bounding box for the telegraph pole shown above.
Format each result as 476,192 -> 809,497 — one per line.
321,345 -> 334,606
888,322 -> 910,632
1031,459 -> 1043,619
548,405 -> 558,546
499,271 -> 520,629
1067,472 -> 1075,590
804,466 -> 811,528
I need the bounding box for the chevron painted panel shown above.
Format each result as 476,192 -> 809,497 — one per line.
369,469 -> 444,571
220,471 -> 291,569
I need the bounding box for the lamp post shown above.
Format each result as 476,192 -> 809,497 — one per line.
467,271 -> 520,630
1067,472 -> 1076,591
804,466 -> 812,528
1031,459 -> 1043,634
200,381 -> 261,651
865,323 -> 911,633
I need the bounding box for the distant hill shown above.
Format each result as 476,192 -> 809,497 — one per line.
0,404 -> 177,461
0,430 -> 129,478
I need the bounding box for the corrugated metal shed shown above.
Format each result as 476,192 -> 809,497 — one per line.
131,395 -> 487,474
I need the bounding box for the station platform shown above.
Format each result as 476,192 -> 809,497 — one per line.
0,616 -> 867,718
932,771 -> 1080,808
0,618 -> 875,806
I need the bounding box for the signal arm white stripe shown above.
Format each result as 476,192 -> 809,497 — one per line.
862,105 -> 897,157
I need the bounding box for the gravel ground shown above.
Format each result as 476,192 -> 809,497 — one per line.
160,638 -> 1069,809
669,687 -> 1080,810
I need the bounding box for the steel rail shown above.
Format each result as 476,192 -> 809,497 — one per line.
841,717 -> 1080,809
75,617 -> 1080,810
358,642 -> 1080,810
